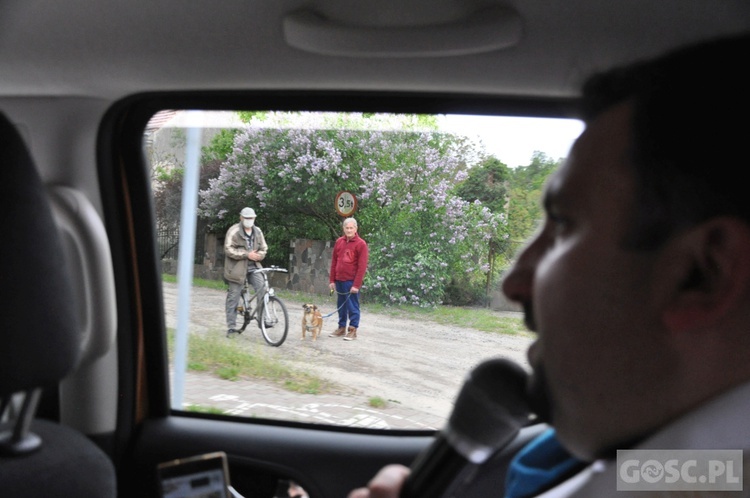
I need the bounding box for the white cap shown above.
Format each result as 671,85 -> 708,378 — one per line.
240,207 -> 256,218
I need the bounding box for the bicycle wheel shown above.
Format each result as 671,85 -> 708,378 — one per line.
259,296 -> 288,346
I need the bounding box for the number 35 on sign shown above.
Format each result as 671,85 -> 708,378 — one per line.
335,191 -> 358,217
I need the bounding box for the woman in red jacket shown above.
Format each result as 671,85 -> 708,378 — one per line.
328,218 -> 369,341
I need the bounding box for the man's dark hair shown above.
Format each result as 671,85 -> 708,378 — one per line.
580,33 -> 750,249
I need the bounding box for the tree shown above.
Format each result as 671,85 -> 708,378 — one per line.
153,129 -> 235,232
507,151 -> 563,253
454,156 -> 510,212
151,128 -> 234,261
453,156 -> 512,304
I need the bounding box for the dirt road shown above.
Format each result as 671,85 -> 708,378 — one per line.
163,282 -> 533,423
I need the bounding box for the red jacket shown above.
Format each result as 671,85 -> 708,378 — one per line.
329,233 -> 369,289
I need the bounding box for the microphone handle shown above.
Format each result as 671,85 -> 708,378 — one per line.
400,437 -> 471,498
400,358 -> 530,497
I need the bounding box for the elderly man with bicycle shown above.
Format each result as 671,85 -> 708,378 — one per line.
224,207 -> 268,337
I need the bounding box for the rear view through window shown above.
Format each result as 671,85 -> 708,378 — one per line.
145,109 -> 581,430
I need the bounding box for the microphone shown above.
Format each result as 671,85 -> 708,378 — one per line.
400,358 -> 531,498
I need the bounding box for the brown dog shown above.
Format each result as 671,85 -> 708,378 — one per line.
301,303 -> 323,341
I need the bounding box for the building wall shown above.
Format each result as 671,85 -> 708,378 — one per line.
286,239 -> 333,294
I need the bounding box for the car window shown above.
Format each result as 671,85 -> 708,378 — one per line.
145,109 -> 582,430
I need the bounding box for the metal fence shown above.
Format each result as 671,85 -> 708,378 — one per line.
157,227 -> 205,264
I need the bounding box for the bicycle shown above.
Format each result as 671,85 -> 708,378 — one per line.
233,266 -> 289,346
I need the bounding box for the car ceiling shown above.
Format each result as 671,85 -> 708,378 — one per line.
1,0 -> 749,101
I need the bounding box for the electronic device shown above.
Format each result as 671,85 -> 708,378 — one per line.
157,451 -> 232,498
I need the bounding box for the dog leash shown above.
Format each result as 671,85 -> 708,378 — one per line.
320,290 -> 352,319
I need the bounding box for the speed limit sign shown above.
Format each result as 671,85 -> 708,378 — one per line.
335,190 -> 357,217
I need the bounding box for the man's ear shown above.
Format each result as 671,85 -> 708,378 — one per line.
661,218 -> 750,333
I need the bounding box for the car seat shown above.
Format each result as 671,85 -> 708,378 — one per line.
0,111 -> 116,496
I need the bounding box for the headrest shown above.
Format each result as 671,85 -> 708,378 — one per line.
0,112 -> 81,395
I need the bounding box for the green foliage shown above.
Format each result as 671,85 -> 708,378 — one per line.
368,232 -> 452,307
455,156 -> 510,213
237,111 -> 269,123
507,151 -> 563,254
443,275 -> 490,306
201,129 -> 237,164
451,156 -> 513,304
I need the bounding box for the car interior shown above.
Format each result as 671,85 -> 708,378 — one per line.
1,1 -> 750,497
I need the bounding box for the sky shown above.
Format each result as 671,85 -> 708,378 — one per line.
162,110 -> 586,170
440,114 -> 584,168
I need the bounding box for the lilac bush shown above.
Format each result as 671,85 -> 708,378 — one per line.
199,112 -> 511,306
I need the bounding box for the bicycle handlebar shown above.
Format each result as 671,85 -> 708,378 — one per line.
254,266 -> 288,274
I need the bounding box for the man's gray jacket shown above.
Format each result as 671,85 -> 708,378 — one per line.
223,223 -> 268,284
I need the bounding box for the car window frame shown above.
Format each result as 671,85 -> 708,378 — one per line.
99,90 -> 580,436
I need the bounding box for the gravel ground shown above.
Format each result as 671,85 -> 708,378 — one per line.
163,281 -> 533,422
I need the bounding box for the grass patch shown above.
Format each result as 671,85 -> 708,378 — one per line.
187,362 -> 209,372
364,302 -> 531,337
368,396 -> 387,408
428,306 -> 530,336
185,405 -> 227,415
167,329 -> 337,394
216,366 -> 241,381
163,273 -> 227,291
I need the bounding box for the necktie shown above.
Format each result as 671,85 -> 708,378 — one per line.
505,428 -> 586,498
